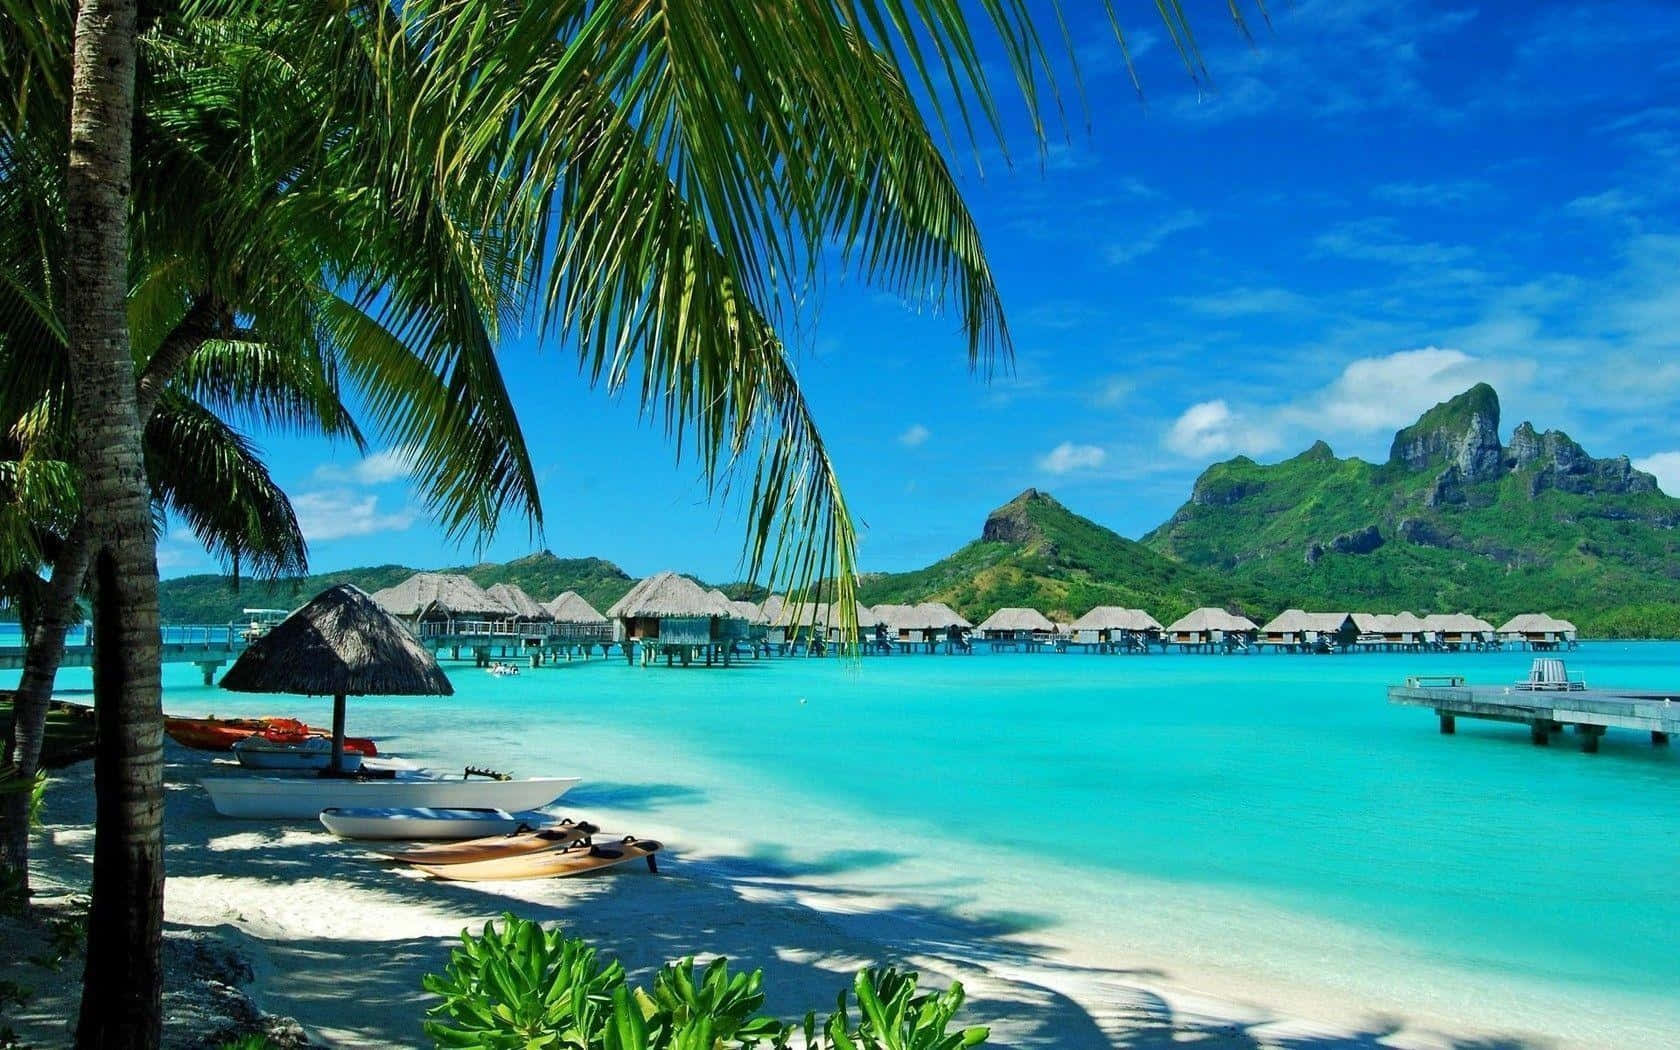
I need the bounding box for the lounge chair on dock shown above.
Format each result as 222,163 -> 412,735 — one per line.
1516,657 -> 1586,692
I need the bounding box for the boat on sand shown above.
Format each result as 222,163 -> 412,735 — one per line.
319,806 -> 525,840
414,835 -> 661,881
233,735 -> 365,773
201,772 -> 580,819
166,716 -> 378,755
383,818 -> 600,863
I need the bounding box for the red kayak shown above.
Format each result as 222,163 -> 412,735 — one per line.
165,716 -> 378,755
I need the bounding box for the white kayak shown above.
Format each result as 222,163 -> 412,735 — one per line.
319,807 -> 527,840
231,735 -> 364,773
201,772 -> 580,819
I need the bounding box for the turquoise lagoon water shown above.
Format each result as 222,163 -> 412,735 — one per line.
10,640 -> 1680,1044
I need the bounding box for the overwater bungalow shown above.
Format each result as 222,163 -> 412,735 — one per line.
1164,608 -> 1258,652
542,591 -> 613,648
1350,612 -> 1389,647
607,571 -> 741,666
1383,611 -> 1428,649
370,573 -> 515,655
973,607 -> 1053,639
1258,610 -> 1355,652
1498,613 -> 1579,651
484,583 -> 555,638
917,602 -> 973,652
1420,613 -> 1496,650
1067,606 -> 1161,652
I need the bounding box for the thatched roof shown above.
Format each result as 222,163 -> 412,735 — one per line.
1350,612 -> 1388,633
869,603 -> 919,629
974,607 -> 1054,633
221,584 -> 452,697
915,601 -> 972,629
1262,610 -> 1355,633
1386,611 -> 1427,632
607,571 -> 733,619
1422,613 -> 1495,633
728,599 -> 765,623
485,583 -> 553,622
544,590 -> 608,624
371,572 -> 508,619
1166,607 -> 1257,633
1069,606 -> 1162,631
1498,613 -> 1577,634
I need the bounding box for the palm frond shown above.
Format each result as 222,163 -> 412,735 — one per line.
144,390 -> 307,580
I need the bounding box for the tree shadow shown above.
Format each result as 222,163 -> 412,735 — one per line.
27,746 -> 1559,1050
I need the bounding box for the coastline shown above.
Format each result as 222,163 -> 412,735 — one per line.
11,741 -> 1607,1050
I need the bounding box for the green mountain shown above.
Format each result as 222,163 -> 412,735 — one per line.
157,551 -> 635,624
1143,384 -> 1680,636
855,488 -> 1267,624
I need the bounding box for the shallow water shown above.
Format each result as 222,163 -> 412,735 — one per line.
12,640 -> 1680,1045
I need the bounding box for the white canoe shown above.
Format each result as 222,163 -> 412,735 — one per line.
319,807 -> 526,840
201,773 -> 580,819
231,736 -> 363,773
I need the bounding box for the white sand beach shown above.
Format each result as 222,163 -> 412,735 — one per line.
0,740 -> 1593,1050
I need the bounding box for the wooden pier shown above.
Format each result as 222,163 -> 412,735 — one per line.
1388,675 -> 1680,753
0,631 -> 247,684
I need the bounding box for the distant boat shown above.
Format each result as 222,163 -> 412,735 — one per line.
200,772 -> 580,819
232,735 -> 365,773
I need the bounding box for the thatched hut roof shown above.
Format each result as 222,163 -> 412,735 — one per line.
728,599 -> 765,623
221,584 -> 452,697
1422,613 -> 1495,633
1262,610 -> 1353,634
974,607 -> 1054,633
914,601 -> 972,629
1350,612 -> 1389,633
869,603 -> 918,629
1386,611 -> 1427,632
544,590 -> 608,624
1498,613 -> 1577,634
607,571 -> 732,619
1166,607 -> 1257,633
371,572 -> 508,620
485,583 -> 553,622
1069,606 -> 1163,631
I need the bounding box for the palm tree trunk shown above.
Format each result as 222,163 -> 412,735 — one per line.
63,0 -> 164,1045
1,300 -> 216,886
0,535 -> 92,881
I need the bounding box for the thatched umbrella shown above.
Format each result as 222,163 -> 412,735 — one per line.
221,584 -> 452,773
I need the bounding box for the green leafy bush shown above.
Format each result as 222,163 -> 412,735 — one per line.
423,914 -> 988,1050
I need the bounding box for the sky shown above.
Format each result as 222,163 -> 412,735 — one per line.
158,0 -> 1680,585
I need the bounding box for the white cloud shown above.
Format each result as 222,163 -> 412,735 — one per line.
314,446 -> 416,485
898,424 -> 930,448
1037,442 -> 1108,475
1175,286 -> 1315,318
1633,451 -> 1680,496
292,490 -> 414,542
1164,400 -> 1282,458
1106,210 -> 1205,265
1092,376 -> 1135,406
1314,347 -> 1535,432
1314,218 -> 1474,268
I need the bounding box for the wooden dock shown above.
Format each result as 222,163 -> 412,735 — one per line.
1388,675 -> 1680,752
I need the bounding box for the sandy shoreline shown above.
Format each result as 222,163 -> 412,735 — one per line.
8,742 -> 1581,1050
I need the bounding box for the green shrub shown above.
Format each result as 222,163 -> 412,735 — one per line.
422,914 -> 988,1050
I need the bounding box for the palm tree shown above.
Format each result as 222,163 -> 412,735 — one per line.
8,0 -> 1240,1046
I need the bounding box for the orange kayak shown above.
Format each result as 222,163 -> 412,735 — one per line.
165,716 -> 378,755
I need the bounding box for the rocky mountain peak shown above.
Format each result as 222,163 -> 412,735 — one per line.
982,489 -> 1062,544
1388,383 -> 1504,482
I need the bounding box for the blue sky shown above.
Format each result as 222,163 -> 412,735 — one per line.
160,0 -> 1680,584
